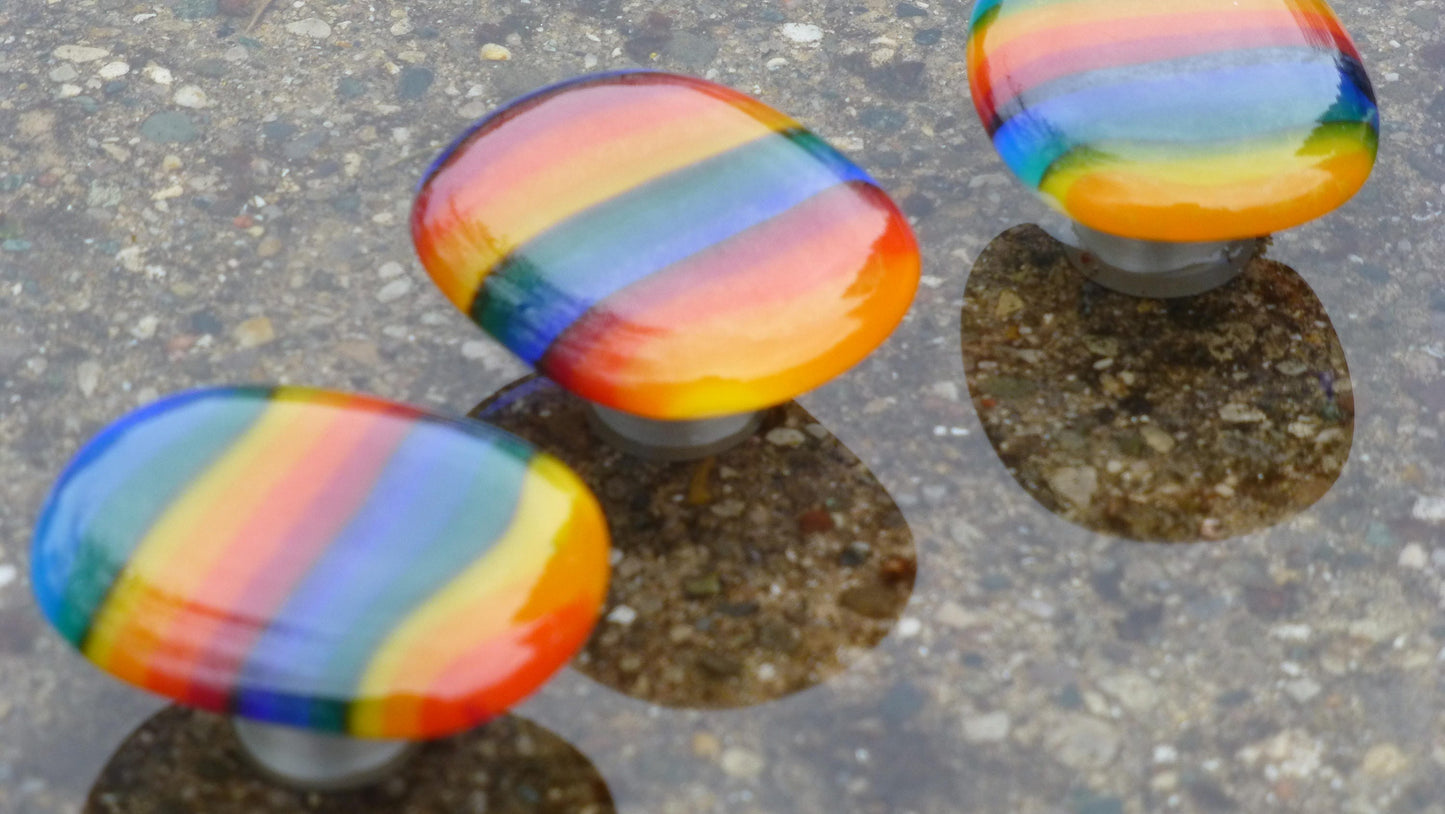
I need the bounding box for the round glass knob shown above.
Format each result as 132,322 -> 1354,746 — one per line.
966,0 -> 1379,296
412,70 -> 921,457
32,386 -> 610,787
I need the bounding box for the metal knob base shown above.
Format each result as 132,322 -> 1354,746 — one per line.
1064,222 -> 1264,298
233,718 -> 415,790
587,403 -> 762,461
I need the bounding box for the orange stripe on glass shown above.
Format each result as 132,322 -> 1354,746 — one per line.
546,182 -> 919,419
414,600 -> 598,736
350,456 -> 608,738
1051,145 -> 1376,241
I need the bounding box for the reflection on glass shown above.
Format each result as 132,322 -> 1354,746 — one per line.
473,376 -> 916,708
30,387 -> 609,743
84,707 -> 614,814
966,0 -> 1378,243
413,71 -> 920,422
961,225 -> 1353,542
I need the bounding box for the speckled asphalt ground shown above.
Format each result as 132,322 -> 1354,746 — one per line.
2,1 -> 1444,812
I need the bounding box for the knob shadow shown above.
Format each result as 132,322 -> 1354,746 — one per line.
961,224 -> 1354,542
471,376 -> 916,708
84,706 -> 615,813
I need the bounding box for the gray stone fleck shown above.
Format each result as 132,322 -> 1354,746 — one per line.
398,66 -> 434,101
962,710 -> 1010,743
140,111 -> 198,143
765,427 -> 806,447
172,0 -> 217,20
376,279 -> 413,303
1046,715 -> 1120,770
286,17 -> 332,39
283,131 -> 328,161
1047,465 -> 1097,508
1412,495 -> 1445,523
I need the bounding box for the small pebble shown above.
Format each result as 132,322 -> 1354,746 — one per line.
480,43 -> 512,61
173,85 -> 208,108
695,651 -> 742,678
397,66 -> 434,101
233,316 -> 275,348
691,732 -> 720,758
682,574 -> 721,598
839,540 -> 871,567
839,584 -> 898,619
936,600 -> 979,629
1412,495 -> 1445,523
460,340 -> 495,361
710,498 -> 745,518
286,17 -> 332,39
1283,678 -> 1321,703
1398,543 -> 1428,569
130,315 -> 159,340
98,61 -> 130,79
962,711 -> 1010,743
1018,597 -> 1056,620
605,604 -> 636,625
1361,743 -> 1409,777
798,507 -> 833,534
139,111 -> 197,143
1140,425 -> 1175,453
144,64 -> 173,85
53,44 -> 110,63
256,236 -> 283,258
780,22 -> 823,44
1219,402 -> 1267,423
765,427 -> 806,447
720,747 -> 765,779
0,564 -> 16,589
1046,465 -> 1097,508
76,361 -> 101,396
376,279 -> 413,303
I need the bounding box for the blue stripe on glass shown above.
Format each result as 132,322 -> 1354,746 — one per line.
232,422 -> 531,730
473,128 -> 872,364
32,388 -> 269,644
993,56 -> 1378,187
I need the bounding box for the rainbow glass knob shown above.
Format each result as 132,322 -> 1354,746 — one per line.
31,386 -> 610,787
412,70 -> 921,458
967,0 -> 1379,296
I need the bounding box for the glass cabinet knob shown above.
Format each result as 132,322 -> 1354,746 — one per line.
412,70 -> 921,458
31,386 -> 610,788
966,0 -> 1379,296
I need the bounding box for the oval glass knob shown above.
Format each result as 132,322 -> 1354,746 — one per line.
31,386 -> 611,788
412,70 -> 921,458
966,0 -> 1379,296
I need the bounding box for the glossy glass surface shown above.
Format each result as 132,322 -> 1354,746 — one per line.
3,3 -> 1442,812
967,0 -> 1380,241
412,71 -> 921,420
31,387 -> 609,740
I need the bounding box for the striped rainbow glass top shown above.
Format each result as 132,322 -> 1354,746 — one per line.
31,387 -> 610,740
412,71 -> 920,421
967,0 -> 1379,242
